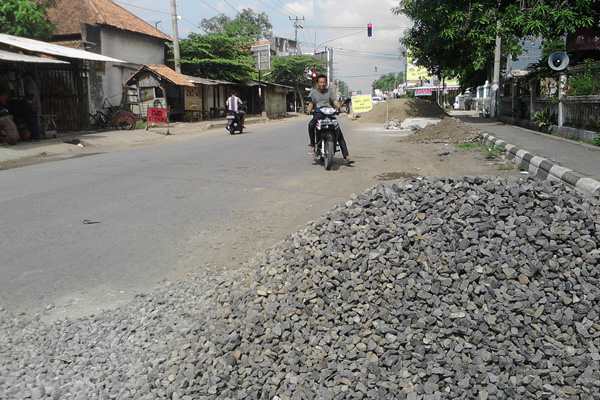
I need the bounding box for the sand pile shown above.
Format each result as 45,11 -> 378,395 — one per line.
354,98 -> 447,124
399,116 -> 482,144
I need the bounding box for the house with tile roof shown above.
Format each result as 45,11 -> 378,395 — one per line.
46,0 -> 173,113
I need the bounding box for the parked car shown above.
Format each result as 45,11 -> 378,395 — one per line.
372,96 -> 383,104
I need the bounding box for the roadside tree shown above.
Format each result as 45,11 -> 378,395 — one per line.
0,0 -> 56,39
178,32 -> 256,82
200,8 -> 273,41
372,73 -> 405,93
394,0 -> 600,89
267,55 -> 327,112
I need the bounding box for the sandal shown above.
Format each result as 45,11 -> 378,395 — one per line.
308,146 -> 315,155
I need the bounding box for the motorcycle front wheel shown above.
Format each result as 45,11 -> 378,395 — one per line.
324,139 -> 334,170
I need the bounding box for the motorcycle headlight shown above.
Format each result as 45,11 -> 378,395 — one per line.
320,107 -> 336,116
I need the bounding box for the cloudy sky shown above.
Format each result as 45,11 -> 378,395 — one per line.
115,0 -> 413,93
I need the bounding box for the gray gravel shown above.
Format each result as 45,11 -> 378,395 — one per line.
1,176 -> 599,400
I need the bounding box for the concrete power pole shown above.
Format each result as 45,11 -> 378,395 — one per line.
170,0 -> 181,73
289,17 -> 304,54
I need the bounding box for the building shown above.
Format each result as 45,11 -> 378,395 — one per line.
46,0 -> 172,113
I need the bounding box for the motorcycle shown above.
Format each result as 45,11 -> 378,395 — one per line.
225,103 -> 246,135
311,98 -> 351,170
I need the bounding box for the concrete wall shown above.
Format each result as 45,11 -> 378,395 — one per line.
84,26 -> 166,112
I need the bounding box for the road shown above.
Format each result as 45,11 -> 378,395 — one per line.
0,115 -> 521,320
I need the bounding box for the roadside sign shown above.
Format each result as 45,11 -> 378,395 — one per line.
351,95 -> 373,113
251,44 -> 271,71
147,107 -> 167,124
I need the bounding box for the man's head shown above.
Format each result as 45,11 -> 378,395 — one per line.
316,74 -> 328,91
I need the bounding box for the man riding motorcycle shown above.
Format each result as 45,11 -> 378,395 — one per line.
226,90 -> 246,129
306,74 -> 353,165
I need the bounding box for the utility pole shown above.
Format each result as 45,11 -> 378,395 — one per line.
289,17 -> 304,55
170,0 -> 181,73
490,1 -> 502,118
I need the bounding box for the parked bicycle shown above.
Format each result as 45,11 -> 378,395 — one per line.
89,98 -> 136,131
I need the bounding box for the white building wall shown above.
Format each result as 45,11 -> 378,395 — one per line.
100,28 -> 166,107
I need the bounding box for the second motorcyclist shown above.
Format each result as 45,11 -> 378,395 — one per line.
226,90 -> 246,129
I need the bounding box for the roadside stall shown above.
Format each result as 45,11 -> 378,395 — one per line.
1,32 -> 125,134
182,75 -> 234,121
124,64 -> 194,122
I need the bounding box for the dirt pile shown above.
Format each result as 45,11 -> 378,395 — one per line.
354,98 -> 447,124
400,116 -> 482,144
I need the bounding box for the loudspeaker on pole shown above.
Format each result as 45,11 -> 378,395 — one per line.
548,52 -> 570,71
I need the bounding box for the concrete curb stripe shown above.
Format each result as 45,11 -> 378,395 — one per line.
481,133 -> 600,197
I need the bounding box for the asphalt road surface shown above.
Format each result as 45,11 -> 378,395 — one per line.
0,115 -> 521,320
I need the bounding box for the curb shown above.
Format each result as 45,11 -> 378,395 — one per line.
482,133 -> 600,197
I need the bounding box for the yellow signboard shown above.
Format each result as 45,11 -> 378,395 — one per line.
351,95 -> 373,113
406,57 -> 460,86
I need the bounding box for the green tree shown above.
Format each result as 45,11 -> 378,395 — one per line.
200,8 -> 273,41
267,55 -> 327,110
372,73 -> 404,92
0,0 -> 56,39
394,0 -> 600,89
334,79 -> 350,97
178,32 -> 256,82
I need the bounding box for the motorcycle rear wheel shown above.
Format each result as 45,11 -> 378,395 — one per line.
324,140 -> 334,170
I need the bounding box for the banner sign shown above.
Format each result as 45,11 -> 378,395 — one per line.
351,95 -> 373,113
147,107 -> 167,124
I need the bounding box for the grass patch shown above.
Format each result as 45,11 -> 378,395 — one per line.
454,142 -> 485,150
484,145 -> 504,159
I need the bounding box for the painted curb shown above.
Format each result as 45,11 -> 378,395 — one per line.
482,133 -> 600,197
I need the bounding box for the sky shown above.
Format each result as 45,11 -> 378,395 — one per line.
114,0 -> 413,94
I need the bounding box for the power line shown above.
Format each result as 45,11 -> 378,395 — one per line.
256,0 -> 291,17
200,0 -> 224,15
306,26 -> 410,30
335,49 -> 401,60
268,0 -> 304,18
114,0 -> 170,15
336,74 -> 383,78
222,0 -> 240,14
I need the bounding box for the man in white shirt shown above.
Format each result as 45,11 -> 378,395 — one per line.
226,91 -> 246,128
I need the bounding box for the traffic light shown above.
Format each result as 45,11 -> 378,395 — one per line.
311,71 -> 318,79
367,23 -> 372,37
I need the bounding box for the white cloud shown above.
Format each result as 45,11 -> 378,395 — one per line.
283,1 -> 315,19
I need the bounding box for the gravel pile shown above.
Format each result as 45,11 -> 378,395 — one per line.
1,176 -> 600,400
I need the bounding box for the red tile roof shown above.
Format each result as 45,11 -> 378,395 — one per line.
47,0 -> 172,41
126,64 -> 194,87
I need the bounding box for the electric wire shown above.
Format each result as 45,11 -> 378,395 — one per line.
222,0 -> 240,14
256,0 -> 292,17
307,26 -> 410,30
200,0 -> 224,15
113,0 -> 170,16
268,0 -> 304,18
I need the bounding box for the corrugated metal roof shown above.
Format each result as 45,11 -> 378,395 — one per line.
182,75 -> 234,86
0,49 -> 69,64
247,80 -> 293,89
0,33 -> 125,63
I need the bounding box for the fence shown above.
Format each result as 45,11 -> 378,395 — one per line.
499,95 -> 600,130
